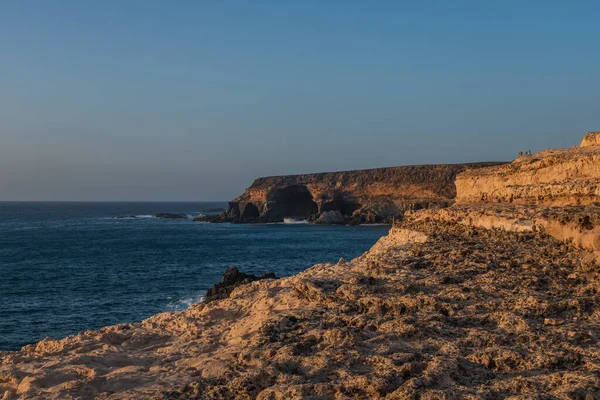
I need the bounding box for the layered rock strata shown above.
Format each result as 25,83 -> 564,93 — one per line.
445,132 -> 600,261
415,203 -> 600,262
2,133 -> 600,399
197,163 -> 504,224
456,133 -> 600,206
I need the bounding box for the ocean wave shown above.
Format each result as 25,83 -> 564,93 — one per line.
110,213 -> 208,220
110,215 -> 154,220
283,218 -> 309,224
166,294 -> 205,311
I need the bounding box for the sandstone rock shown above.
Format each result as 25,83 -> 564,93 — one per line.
580,131 -> 600,147
204,162 -> 504,224
2,390 -> 15,400
3,218 -> 599,399
456,133 -> 600,206
5,132 -> 600,400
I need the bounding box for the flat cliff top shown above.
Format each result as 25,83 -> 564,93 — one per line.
458,145 -> 600,179
454,140 -> 600,206
249,162 -> 506,189
2,218 -> 599,399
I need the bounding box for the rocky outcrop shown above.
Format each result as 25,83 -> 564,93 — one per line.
2,219 -> 599,399
581,131 -> 600,148
434,132 -> 600,261
4,133 -> 600,399
456,133 -> 600,206
197,162 -> 505,224
415,203 -> 600,262
204,266 -> 277,304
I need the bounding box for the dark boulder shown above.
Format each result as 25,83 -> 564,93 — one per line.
204,266 -> 277,304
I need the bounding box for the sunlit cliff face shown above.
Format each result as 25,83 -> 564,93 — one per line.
580,132 -> 600,148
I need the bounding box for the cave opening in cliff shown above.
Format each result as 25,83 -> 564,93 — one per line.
267,185 -> 318,219
320,199 -> 360,216
240,203 -> 260,220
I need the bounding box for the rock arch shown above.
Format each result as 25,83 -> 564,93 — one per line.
240,203 -> 260,220
320,198 -> 360,216
266,185 -> 318,219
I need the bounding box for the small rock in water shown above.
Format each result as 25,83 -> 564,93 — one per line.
338,257 -> 348,265
154,213 -> 188,219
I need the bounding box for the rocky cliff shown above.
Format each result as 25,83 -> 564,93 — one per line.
431,132 -> 600,261
2,219 -> 599,399
198,163 -> 505,224
455,132 -> 600,206
3,133 -> 600,399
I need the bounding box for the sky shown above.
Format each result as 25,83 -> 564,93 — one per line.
1,1 -> 599,201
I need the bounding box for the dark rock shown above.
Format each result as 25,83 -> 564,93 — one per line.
154,213 -> 188,219
204,266 -> 278,304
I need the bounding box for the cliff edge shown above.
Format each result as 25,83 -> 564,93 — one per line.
456,132 -> 600,206
424,132 -> 600,260
2,219 -> 598,399
199,162 -> 504,224
2,133 -> 600,399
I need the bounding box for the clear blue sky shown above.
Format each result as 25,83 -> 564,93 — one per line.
1,1 -> 598,201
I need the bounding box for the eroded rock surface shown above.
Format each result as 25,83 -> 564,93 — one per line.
2,220 -> 599,399
581,132 -> 600,148
196,163 -> 504,224
440,132 -> 600,263
415,203 -> 600,261
456,133 -> 600,206
3,133 -> 600,399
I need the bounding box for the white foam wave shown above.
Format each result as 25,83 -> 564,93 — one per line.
166,294 -> 205,311
283,218 -> 309,224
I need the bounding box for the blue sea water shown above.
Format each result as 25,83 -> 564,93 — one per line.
0,202 -> 389,351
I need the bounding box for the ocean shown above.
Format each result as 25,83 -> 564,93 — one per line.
0,202 -> 389,351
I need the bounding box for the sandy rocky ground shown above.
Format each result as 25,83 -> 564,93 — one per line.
1,217 -> 599,399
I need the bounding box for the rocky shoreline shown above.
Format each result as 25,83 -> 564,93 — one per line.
2,217 -> 599,399
2,133 -> 600,399
195,162 -> 506,225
